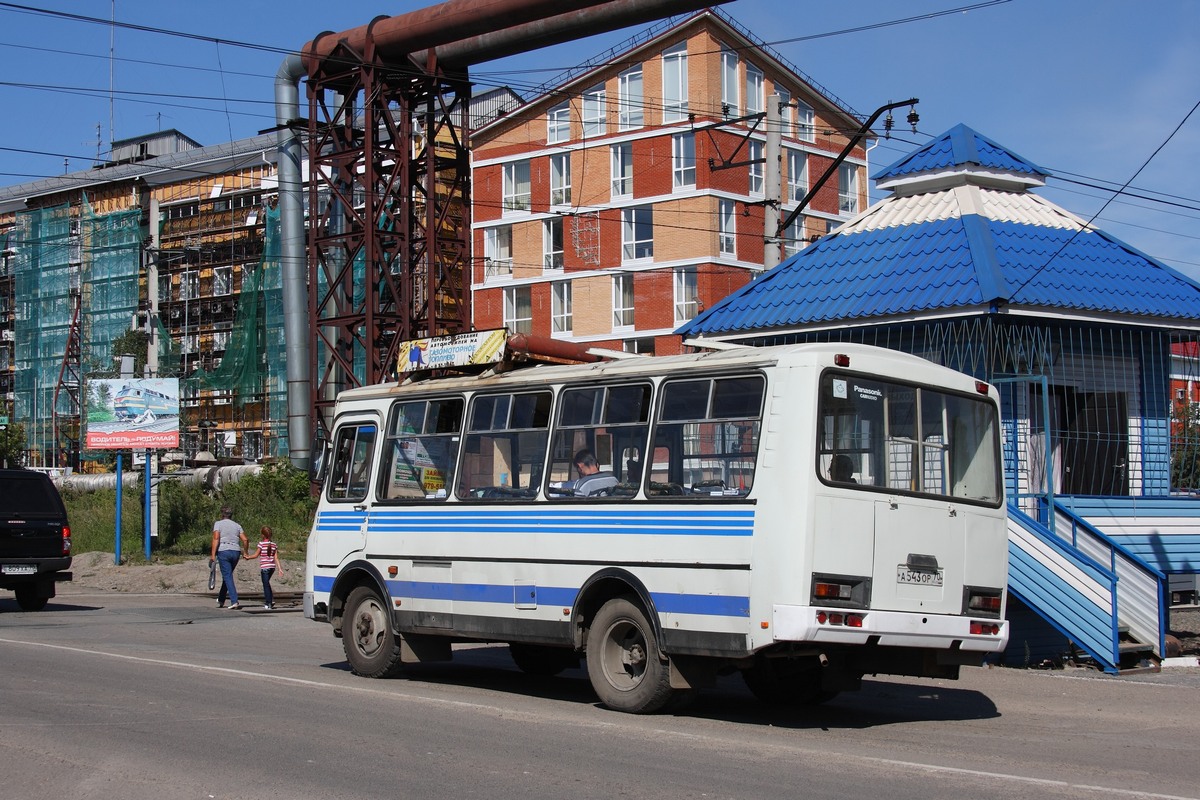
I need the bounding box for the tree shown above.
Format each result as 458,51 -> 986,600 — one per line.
111,328 -> 149,377
0,422 -> 26,468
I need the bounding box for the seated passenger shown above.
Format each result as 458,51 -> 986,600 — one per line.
830,453 -> 857,484
569,448 -> 619,497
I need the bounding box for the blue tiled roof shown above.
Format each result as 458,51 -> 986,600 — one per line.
874,123 -> 1048,182
679,126 -> 1200,338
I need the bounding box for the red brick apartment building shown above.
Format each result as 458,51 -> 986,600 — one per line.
470,9 -> 869,355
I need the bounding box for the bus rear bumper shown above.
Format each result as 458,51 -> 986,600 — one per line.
772,605 -> 1009,653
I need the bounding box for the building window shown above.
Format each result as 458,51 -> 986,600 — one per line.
672,132 -> 695,190
624,337 -> 655,355
547,102 -> 570,144
503,286 -> 532,334
748,140 -> 763,196
502,160 -> 531,212
745,63 -> 764,115
622,206 -> 653,261
213,265 -> 232,296
673,267 -> 698,324
662,42 -> 688,123
551,281 -> 572,334
484,226 -> 513,278
582,84 -> 606,138
839,163 -> 859,214
181,271 -> 199,301
550,153 -> 571,207
787,149 -> 808,204
543,217 -> 564,271
618,66 -> 643,130
720,47 -> 739,117
796,100 -> 815,142
157,275 -> 171,303
783,215 -> 806,257
611,143 -> 633,198
718,199 -> 736,257
776,87 -> 793,136
613,273 -> 634,329
212,327 -> 231,351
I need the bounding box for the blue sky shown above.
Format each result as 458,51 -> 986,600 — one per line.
2,0 -> 1199,280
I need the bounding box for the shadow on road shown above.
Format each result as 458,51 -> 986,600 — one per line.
319,643 -> 1000,729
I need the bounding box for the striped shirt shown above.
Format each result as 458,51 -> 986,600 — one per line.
255,541 -> 279,570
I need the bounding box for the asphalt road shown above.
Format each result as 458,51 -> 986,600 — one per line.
1,590 -> 1198,800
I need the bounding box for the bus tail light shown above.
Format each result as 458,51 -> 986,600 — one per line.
813,581 -> 852,600
816,611 -> 865,627
963,587 -> 1003,618
834,353 -> 850,367
975,380 -> 991,395
811,573 -> 870,608
970,622 -> 1001,636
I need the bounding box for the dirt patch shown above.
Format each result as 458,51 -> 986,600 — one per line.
64,551 -> 305,596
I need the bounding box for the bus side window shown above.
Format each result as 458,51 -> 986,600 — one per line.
327,423 -> 377,502
379,397 -> 463,501
456,391 -> 551,500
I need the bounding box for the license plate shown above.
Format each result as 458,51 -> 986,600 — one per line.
897,566 -> 942,586
2,564 -> 37,575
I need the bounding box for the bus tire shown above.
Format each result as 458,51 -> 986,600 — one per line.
586,596 -> 674,714
342,586 -> 403,678
742,658 -> 838,707
509,643 -> 578,676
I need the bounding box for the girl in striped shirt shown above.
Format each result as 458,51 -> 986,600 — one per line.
253,526 -> 283,609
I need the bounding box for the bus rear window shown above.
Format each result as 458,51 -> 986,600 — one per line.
817,372 -> 1001,505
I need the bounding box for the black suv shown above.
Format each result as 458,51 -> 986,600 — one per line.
0,468 -> 72,610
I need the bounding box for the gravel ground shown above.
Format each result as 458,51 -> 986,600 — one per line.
64,551 -> 306,598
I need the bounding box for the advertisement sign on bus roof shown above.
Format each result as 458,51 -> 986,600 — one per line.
397,329 -> 508,374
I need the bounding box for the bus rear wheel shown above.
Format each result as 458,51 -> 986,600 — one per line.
342,586 -> 403,678
586,597 -> 675,714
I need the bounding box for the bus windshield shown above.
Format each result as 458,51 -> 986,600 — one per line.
817,371 -> 1001,505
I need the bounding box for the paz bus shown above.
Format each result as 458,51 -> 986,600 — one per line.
304,333 -> 1008,714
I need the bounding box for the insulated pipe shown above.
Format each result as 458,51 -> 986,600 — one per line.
274,54 -> 312,471
302,0 -> 613,75
413,0 -> 724,68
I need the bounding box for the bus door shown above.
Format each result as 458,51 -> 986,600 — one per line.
316,418 -> 378,567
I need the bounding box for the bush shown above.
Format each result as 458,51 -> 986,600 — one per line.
63,462 -> 317,564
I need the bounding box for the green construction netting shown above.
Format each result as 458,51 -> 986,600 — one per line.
12,198 -> 140,462
190,203 -> 288,457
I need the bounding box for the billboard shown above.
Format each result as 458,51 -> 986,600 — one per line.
85,378 -> 180,450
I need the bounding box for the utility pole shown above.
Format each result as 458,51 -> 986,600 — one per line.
763,93 -> 782,270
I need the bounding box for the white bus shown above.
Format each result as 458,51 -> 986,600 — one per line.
305,339 -> 1009,713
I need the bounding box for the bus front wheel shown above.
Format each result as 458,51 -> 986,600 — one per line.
586,597 -> 674,714
342,586 -> 403,678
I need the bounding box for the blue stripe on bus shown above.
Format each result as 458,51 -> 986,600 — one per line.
362,508 -> 755,536
310,575 -> 748,618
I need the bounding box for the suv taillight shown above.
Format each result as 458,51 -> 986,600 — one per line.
62,525 -> 72,555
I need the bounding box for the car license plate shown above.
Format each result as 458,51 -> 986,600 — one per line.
2,564 -> 37,575
897,566 -> 942,586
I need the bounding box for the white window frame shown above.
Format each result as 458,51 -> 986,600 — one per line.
662,42 -> 689,123
718,199 -> 736,257
550,153 -> 571,208
547,102 -> 570,144
748,139 -> 763,197
181,270 -> 199,301
839,163 -> 859,214
484,226 -> 513,278
582,84 -> 606,138
796,100 -> 815,142
720,47 -> 739,117
543,217 -> 564,272
745,62 -> 764,116
783,214 -> 806,257
622,206 -> 653,262
673,267 -> 698,324
776,87 -> 793,137
611,143 -> 633,198
502,160 -> 531,213
672,132 -> 695,190
787,149 -> 808,204
213,265 -> 232,296
612,273 -> 634,329
503,285 -> 533,334
618,66 -> 644,130
551,280 -> 573,335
